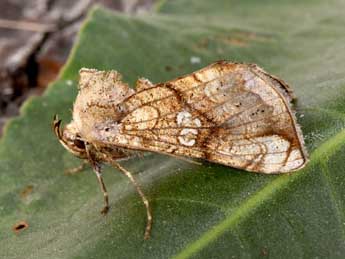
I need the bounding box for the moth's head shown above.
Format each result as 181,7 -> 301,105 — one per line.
52,115 -> 87,159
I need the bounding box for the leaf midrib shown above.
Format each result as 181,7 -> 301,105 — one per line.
319,161 -> 345,241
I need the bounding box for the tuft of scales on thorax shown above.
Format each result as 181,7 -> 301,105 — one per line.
71,69 -> 135,143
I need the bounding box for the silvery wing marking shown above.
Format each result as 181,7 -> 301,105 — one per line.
71,61 -> 308,174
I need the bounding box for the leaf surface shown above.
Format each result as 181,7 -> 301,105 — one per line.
1,1 -> 345,258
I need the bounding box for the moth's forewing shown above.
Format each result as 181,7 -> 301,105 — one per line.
108,62 -> 307,173
73,62 -> 308,174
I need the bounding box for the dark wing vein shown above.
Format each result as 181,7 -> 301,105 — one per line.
121,101 -> 284,135
124,70 -> 255,113
121,94 -> 279,129
118,132 -> 291,165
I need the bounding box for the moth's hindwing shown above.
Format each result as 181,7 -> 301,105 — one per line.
108,61 -> 308,174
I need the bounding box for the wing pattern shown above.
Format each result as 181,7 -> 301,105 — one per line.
105,61 -> 308,173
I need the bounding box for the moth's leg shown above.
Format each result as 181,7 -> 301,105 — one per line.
111,161 -> 152,240
64,160 -> 89,175
85,144 -> 109,215
91,163 -> 110,215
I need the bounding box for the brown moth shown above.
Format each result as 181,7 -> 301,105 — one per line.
53,61 -> 308,239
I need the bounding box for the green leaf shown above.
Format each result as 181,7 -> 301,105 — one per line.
2,1 -> 345,258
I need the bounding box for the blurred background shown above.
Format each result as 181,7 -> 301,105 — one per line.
0,0 -> 153,135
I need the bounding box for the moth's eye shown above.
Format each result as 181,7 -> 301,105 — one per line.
73,139 -> 85,149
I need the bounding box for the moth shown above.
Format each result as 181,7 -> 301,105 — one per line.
53,61 -> 308,239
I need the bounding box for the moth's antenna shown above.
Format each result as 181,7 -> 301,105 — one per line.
52,114 -> 63,141
52,115 -> 70,149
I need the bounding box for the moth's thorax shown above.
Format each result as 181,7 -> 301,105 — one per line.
72,68 -> 134,142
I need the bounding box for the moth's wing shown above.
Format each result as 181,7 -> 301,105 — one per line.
107,61 -> 308,174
